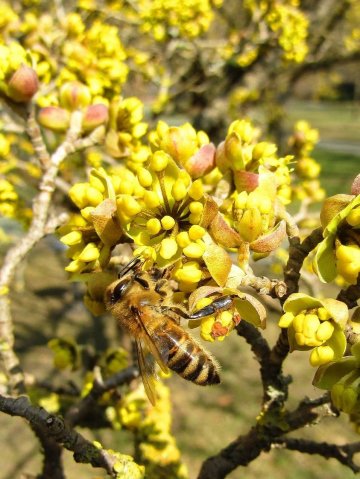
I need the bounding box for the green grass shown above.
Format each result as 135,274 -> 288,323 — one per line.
285,100 -> 360,143
284,100 -> 360,196
314,148 -> 359,196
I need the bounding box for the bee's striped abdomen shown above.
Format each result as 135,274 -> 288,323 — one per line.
157,324 -> 220,385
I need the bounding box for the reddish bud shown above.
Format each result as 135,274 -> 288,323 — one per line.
38,106 -> 70,132
233,170 -> 259,192
60,81 -> 91,110
82,104 -> 109,131
185,143 -> 216,178
351,174 -> 360,196
215,141 -> 231,172
7,65 -> 39,103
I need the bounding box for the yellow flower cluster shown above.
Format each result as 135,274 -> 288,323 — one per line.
0,2 -> 18,35
48,337 -> 80,370
344,0 -> 360,53
149,121 -> 212,177
137,0 -> 222,41
58,168 -> 133,274
336,243 -> 360,285
216,119 -> 292,205
108,381 -> 188,479
119,153 -> 208,268
232,188 -> 275,244
60,154 -> 210,291
59,18 -> 129,97
0,178 -> 18,218
279,295 -> 347,367
106,96 -> 150,166
288,121 -> 325,202
9,11 -> 129,105
0,41 -> 31,83
265,3 -> 308,63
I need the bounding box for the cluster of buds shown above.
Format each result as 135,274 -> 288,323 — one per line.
58,167 -> 138,276
107,380 -> 188,478
265,2 -> 309,63
137,0 -> 223,41
314,185 -> 360,285
314,343 -> 360,417
105,96 -> 149,167
288,121 -> 325,202
118,152 -> 210,268
0,42 -> 39,103
47,337 -> 80,370
149,121 -> 215,178
215,119 -> 292,205
0,178 -> 18,218
38,81 -> 108,133
279,293 -> 348,366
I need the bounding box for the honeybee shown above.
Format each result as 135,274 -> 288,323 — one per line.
105,258 -> 234,404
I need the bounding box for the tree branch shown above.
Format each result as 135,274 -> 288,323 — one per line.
0,394 -> 128,477
273,437 -> 360,473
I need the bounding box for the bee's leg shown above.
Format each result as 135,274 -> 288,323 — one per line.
187,295 -> 236,319
134,275 -> 150,290
118,256 -> 142,278
154,279 -> 168,297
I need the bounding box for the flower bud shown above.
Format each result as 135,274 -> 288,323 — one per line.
150,151 -> 170,172
38,107 -> 71,132
185,143 -> 216,178
78,242 -> 100,262
146,218 -> 161,235
7,65 -> 39,103
82,104 -> 109,131
159,238 -> 178,259
60,81 -> 92,110
183,241 -> 205,258
351,174 -> 360,195
161,215 -> 175,230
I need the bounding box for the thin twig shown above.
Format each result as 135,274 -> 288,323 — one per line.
65,365 -> 139,426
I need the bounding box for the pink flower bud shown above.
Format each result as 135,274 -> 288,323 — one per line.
82,104 -> 109,131
60,81 -> 91,110
351,174 -> 360,196
215,141 -> 230,172
233,170 -> 259,192
38,106 -> 70,132
185,143 -> 216,178
7,65 -> 39,103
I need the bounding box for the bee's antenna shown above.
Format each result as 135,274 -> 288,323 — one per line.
118,256 -> 142,278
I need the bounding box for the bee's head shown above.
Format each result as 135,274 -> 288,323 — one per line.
105,277 -> 132,307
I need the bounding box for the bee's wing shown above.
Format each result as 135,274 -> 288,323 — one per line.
134,310 -> 169,374
135,338 -> 157,405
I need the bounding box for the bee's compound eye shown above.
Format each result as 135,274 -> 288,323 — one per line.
110,280 -> 130,303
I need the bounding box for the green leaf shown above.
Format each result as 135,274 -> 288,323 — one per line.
313,357 -> 357,390
313,234 -> 337,283
234,293 -> 266,329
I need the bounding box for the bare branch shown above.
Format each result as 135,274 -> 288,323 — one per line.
273,437 -> 360,473
337,277 -> 360,310
283,228 -> 323,302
